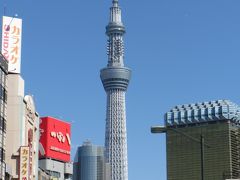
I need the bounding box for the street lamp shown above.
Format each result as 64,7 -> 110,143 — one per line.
151,125 -> 210,180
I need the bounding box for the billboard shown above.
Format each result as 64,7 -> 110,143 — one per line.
1,16 -> 22,73
19,146 -> 30,180
39,117 -> 71,162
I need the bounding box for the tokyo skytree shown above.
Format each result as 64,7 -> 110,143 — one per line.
100,0 -> 131,180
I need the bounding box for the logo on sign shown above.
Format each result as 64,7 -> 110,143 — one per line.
50,131 -> 71,145
1,16 -> 22,73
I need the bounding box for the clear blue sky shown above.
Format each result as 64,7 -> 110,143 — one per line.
2,0 -> 240,179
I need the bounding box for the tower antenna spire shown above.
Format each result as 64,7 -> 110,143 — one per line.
3,4 -> 7,16
106,0 -> 125,66
113,0 -> 118,5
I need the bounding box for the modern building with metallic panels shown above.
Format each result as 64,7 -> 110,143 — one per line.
163,100 -> 240,180
73,141 -> 110,180
0,53 -> 8,179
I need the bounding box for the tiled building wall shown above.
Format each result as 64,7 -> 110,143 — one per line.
166,121 -> 240,180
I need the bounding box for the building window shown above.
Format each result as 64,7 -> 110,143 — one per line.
0,85 -> 7,103
64,174 -> 72,179
0,148 -> 4,162
3,89 -> 6,103
46,170 -> 60,178
3,118 -> 5,133
0,118 -> 2,131
0,117 -> 5,133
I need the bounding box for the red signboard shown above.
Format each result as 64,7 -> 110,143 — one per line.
39,117 -> 71,162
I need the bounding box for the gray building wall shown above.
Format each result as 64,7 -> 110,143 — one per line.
39,159 -> 73,180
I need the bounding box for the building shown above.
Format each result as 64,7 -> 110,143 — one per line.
160,100 -> 240,180
100,0 -> 131,180
38,168 -> 51,180
0,53 -> 8,179
2,15 -> 40,179
39,116 -> 73,180
6,73 -> 40,179
73,141 -> 110,180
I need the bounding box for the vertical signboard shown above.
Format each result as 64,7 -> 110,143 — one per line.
19,146 -> 30,180
1,16 -> 22,73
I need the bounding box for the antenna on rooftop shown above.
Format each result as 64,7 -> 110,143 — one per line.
6,14 -> 18,31
3,4 -> 6,16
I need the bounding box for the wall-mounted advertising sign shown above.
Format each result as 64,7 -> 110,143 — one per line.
19,146 -> 30,180
1,16 -> 22,73
39,117 -> 71,162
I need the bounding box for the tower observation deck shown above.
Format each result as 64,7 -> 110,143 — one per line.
100,0 -> 131,180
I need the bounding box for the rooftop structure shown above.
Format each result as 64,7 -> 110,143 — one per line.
165,100 -> 240,126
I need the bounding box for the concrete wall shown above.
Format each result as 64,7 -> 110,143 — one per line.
6,74 -> 40,179
39,159 -> 73,180
6,74 -> 25,178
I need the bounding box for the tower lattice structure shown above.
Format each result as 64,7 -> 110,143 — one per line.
100,0 -> 131,180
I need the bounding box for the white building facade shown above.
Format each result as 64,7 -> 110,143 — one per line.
6,74 -> 39,179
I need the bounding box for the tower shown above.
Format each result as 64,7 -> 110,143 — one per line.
100,0 -> 131,180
